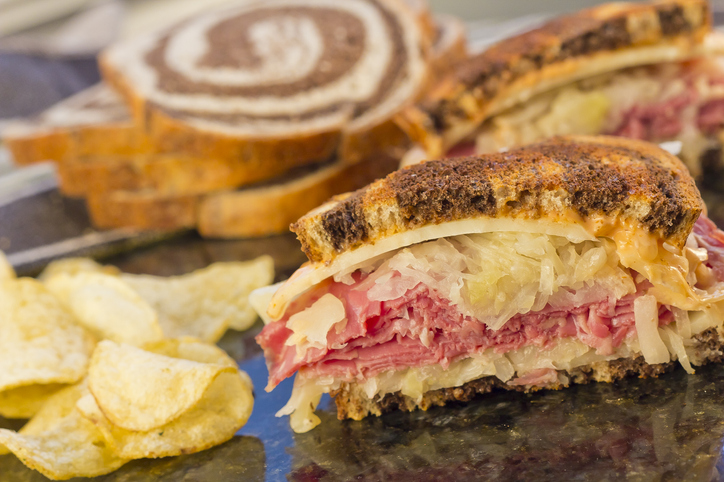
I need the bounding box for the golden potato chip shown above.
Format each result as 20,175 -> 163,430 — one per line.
0,251 -> 15,282
121,256 -> 274,342
45,272 -> 164,346
0,384 -> 66,419
142,337 -> 237,368
88,340 -> 235,432
0,279 -> 95,418
0,382 -> 129,480
77,370 -> 253,459
38,257 -> 119,281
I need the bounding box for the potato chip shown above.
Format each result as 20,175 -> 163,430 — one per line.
88,340 -> 235,432
78,369 -> 253,459
0,251 -> 15,282
0,384 -> 66,419
142,337 -> 238,368
45,272 -> 164,346
0,279 -> 95,418
121,256 -> 274,342
38,257 -> 119,281
0,382 -> 129,480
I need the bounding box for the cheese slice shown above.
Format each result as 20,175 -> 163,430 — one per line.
268,218 -> 595,320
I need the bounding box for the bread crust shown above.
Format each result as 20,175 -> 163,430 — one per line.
85,190 -> 199,231
57,150 -> 315,199
333,326 -> 723,421
86,156 -> 398,236
3,115 -> 148,166
1,84 -> 151,165
3,130 -> 72,166
399,0 -> 713,154
199,155 -> 398,238
291,136 -> 703,264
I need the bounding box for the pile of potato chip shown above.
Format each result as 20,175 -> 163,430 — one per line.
0,252 -> 272,479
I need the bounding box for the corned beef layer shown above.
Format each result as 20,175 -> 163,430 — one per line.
258,216 -> 724,390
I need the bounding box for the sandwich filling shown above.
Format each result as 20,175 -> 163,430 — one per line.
447,59 -> 724,177
258,215 -> 724,432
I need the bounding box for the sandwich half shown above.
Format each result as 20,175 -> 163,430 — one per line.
399,0 -> 724,181
255,135 -> 724,433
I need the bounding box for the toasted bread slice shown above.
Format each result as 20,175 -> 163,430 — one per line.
57,148 -> 326,199
86,156 -> 398,236
85,190 -> 199,232
399,0 -> 720,156
7,83 -> 354,193
2,84 -> 148,165
291,136 -> 703,264
99,0 -> 430,166
199,156 -> 398,238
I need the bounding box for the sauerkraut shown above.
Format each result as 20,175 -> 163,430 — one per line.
278,303 -> 724,433
346,232 -> 635,331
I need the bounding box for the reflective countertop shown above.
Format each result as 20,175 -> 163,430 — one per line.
4,191 -> 724,481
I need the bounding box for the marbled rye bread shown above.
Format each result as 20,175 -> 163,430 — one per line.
399,0 -> 718,156
2,84 -> 148,165
291,136 -> 703,265
5,84 -> 335,198
99,0 -> 430,166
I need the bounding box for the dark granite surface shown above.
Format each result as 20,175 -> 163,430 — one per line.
0,188 -> 181,276
3,190 -> 724,481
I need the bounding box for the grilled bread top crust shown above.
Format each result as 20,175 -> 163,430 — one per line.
400,0 -> 712,155
291,136 -> 703,264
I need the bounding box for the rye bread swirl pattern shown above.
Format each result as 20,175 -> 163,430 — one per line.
100,0 -> 428,164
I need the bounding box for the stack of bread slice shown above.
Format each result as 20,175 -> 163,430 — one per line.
3,0 -> 468,237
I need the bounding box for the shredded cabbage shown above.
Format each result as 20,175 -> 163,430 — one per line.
672,307 -> 692,339
277,297 -> 724,433
689,304 -> 724,335
362,232 -> 635,331
276,377 -> 325,433
271,218 -> 595,320
659,325 -> 694,374
279,337 -> 640,433
633,295 -> 670,365
285,294 -> 346,355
